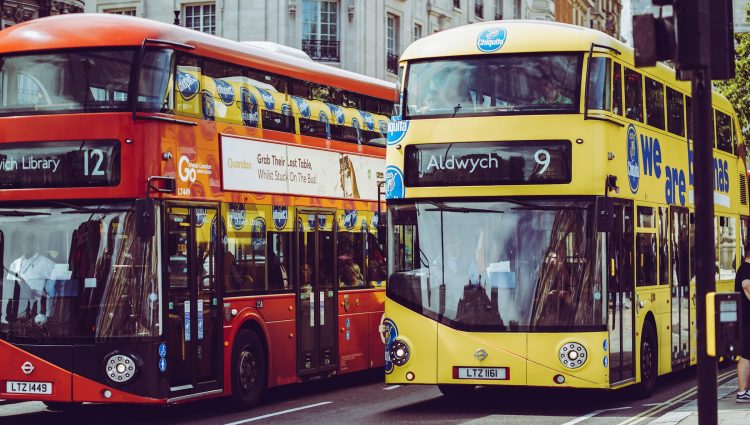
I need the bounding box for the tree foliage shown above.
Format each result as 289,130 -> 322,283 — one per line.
715,30 -> 750,143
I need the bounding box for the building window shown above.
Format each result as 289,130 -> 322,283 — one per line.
495,0 -> 503,20
184,3 -> 216,35
302,0 -> 340,62
454,0 -> 461,9
513,0 -> 521,19
475,0 -> 484,19
386,13 -> 400,74
413,23 -> 422,41
104,8 -> 136,16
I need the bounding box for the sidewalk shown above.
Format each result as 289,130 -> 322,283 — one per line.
648,377 -> 750,424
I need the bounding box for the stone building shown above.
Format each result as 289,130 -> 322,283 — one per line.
555,0 -> 621,39
1,1 -> 84,29
83,1 -> 621,81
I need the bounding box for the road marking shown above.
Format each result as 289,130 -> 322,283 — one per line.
561,406 -> 632,425
617,369 -> 735,425
224,401 -> 332,425
641,403 -> 661,407
384,385 -> 401,390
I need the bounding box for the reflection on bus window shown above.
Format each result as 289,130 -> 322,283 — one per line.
586,57 -> 610,111
666,87 -> 684,137
388,200 -> 604,331
645,77 -> 665,130
0,203 -> 160,342
718,216 -> 736,281
624,68 -> 643,122
405,53 -> 580,118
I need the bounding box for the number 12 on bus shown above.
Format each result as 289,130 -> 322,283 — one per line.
384,21 -> 748,397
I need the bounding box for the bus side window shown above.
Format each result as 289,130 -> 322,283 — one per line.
715,110 -> 733,154
624,68 -> 643,122
666,87 -> 685,137
645,77 -> 665,130
586,57 -> 610,111
612,63 -> 623,116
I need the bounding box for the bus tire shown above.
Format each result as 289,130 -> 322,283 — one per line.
634,322 -> 658,399
230,329 -> 266,410
437,384 -> 476,398
42,401 -> 82,411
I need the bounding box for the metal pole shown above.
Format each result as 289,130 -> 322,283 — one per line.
692,65 -> 717,425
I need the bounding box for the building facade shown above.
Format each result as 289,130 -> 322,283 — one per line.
1,0 -> 84,29
84,1 -> 620,81
555,0 -> 621,39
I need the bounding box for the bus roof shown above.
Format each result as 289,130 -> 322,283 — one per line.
0,13 -> 395,100
401,20 -> 733,112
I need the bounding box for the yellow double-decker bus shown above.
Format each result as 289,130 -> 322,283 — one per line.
383,21 -> 748,397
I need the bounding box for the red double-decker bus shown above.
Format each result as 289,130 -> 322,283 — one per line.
0,14 -> 393,409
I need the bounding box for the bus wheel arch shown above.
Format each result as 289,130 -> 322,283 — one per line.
230,323 -> 268,409
635,315 -> 658,398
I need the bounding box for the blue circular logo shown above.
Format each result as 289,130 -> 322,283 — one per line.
318,215 -> 327,229
241,88 -> 259,127
307,214 -> 317,230
273,206 -> 288,230
385,165 -> 405,199
383,318 -> 399,375
201,90 -> 215,121
158,343 -> 167,358
359,111 -> 375,131
371,213 -> 379,229
627,124 -> 640,193
159,357 -> 167,373
387,120 -> 409,145
343,210 -> 358,230
176,71 -> 200,100
281,103 -> 292,116
195,208 -> 207,227
603,339 -> 608,352
477,27 -> 507,53
229,204 -> 246,231
257,88 -> 275,110
214,79 -> 235,105
327,103 -> 345,125
292,96 -> 311,118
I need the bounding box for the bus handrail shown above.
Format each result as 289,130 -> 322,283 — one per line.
584,43 -> 621,122
134,114 -> 198,126
131,38 -> 196,122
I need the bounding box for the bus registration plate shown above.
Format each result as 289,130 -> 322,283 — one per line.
454,367 -> 508,380
6,381 -> 53,395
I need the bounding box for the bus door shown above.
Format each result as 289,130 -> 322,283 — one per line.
296,210 -> 338,377
670,206 -> 690,370
165,206 -> 222,397
607,200 -> 635,384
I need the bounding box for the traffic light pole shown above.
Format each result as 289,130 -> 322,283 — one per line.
692,66 -> 718,425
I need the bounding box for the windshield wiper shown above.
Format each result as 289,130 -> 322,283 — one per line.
0,210 -> 51,217
425,201 -> 504,214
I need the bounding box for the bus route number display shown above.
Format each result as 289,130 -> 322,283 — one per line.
404,140 -> 571,187
0,140 -> 121,189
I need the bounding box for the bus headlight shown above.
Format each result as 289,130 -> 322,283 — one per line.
389,340 -> 410,366
104,353 -> 139,384
559,342 -> 587,369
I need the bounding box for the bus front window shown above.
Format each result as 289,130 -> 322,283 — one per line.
0,49 -> 136,116
388,199 -> 605,331
404,53 -> 581,118
0,203 -> 161,342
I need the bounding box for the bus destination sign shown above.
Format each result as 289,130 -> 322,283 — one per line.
404,140 -> 571,187
0,140 -> 120,189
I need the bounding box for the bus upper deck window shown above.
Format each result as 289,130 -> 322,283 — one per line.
624,68 -> 643,122
586,57 -> 611,111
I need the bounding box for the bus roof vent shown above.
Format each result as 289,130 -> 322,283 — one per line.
241,41 -> 312,61
740,173 -> 747,206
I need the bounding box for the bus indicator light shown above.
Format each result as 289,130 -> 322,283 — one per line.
476,28 -> 507,53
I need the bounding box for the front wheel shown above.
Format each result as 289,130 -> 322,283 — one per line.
634,323 -> 658,398
437,384 -> 476,398
230,329 -> 267,409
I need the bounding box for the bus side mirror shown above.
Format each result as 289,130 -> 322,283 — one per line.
596,197 -> 613,233
135,198 -> 155,240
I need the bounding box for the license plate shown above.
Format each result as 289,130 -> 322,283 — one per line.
5,381 -> 53,395
453,367 -> 509,380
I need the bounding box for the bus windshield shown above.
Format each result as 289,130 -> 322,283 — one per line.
0,202 -> 161,343
388,199 -> 605,332
404,53 -> 581,118
0,49 -> 137,116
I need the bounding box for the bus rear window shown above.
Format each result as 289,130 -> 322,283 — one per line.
0,49 -> 136,116
404,53 -> 581,118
